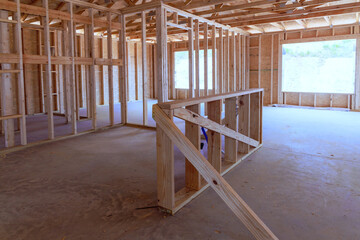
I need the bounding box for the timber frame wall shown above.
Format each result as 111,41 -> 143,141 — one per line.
249,25 -> 360,110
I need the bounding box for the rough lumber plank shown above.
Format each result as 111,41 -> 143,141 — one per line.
156,6 -> 168,102
207,100 -> 222,172
158,88 -> 263,109
204,22 -> 208,96
89,8 -> 96,130
120,14 -> 128,123
195,19 -> 200,97
141,11 -> 148,125
107,12 -> 114,126
0,10 -> 15,147
185,104 -> 201,190
250,92 -> 260,142
153,104 -> 278,240
224,97 -> 238,163
68,2 -> 77,134
188,17 -> 194,98
212,25 -> 216,95
156,109 -> 175,211
15,0 -> 27,145
238,94 -> 250,153
174,107 -> 258,147
43,0 -> 54,139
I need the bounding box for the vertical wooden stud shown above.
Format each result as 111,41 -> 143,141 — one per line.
207,100 -> 222,172
225,97 -> 238,163
107,12 -> 114,126
188,17 -> 194,98
185,104 -> 201,190
43,0 -> 55,139
141,11 -> 148,125
204,23 -> 208,96
238,94 -> 250,154
194,19 -> 200,97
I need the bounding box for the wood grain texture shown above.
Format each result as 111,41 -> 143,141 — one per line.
153,104 -> 277,240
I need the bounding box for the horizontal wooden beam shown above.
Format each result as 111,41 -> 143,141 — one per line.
0,53 -> 122,66
174,107 -> 259,147
0,0 -> 120,29
225,2 -> 360,27
158,89 -> 263,109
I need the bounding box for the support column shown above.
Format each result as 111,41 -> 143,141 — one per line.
0,10 -> 15,147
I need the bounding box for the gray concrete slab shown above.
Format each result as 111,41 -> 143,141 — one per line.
0,107 -> 359,239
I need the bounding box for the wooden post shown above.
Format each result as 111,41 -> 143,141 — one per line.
43,0 -> 55,139
224,30 -> 229,93
250,92 -> 261,142
89,8 -> 96,129
212,25 -> 216,95
194,19 -> 200,97
185,104 -> 201,190
141,11 -> 148,125
278,33 -> 283,104
225,97 -> 238,162
219,28 -> 223,93
188,17 -> 194,98
68,2 -> 77,134
15,0 -> 27,145
207,100 -> 222,172
236,33 -> 241,91
238,94 -> 250,154
0,10 -> 15,147
157,109 -> 175,211
204,22 -> 208,96
120,14 -> 128,123
107,12 -> 114,126
156,6 -> 168,102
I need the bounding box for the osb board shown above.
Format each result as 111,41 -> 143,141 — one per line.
23,28 -> 41,114
300,93 -> 315,107
260,35 -> 272,105
249,36 -> 259,47
249,47 -> 259,68
249,71 -> 258,89
285,92 -> 300,105
332,94 -> 349,108
316,93 -> 331,107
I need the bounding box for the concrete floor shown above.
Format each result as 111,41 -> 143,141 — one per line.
0,107 -> 359,239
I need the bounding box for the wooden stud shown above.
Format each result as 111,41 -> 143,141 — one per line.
156,6 -> 168,102
250,92 -> 261,142
224,97 -> 238,163
219,28 -> 223,93
204,22 -> 208,96
15,0 -> 27,145
238,94 -> 250,154
185,104 -> 201,190
68,2 -> 77,134
120,14 -> 128,123
141,11 -> 148,125
43,0 -> 55,139
194,19 -> 200,97
188,17 -> 194,98
212,25 -> 216,95
207,100 -> 222,172
89,8 -> 96,129
0,10 -> 15,147
156,108 -> 175,211
107,12 -> 114,126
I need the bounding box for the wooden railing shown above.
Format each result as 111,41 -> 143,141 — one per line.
153,89 -> 278,240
